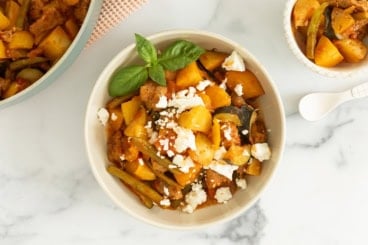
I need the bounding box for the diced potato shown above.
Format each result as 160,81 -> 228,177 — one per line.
331,7 -> 355,37
226,70 -> 265,99
211,118 -> 221,149
3,78 -> 30,98
178,106 -> 212,133
124,107 -> 147,139
125,158 -> 156,181
199,50 -> 228,71
223,144 -> 251,166
245,158 -> 262,176
9,31 -> 34,49
334,38 -> 367,63
293,0 -> 320,27
5,0 -> 20,28
173,161 -> 202,186
121,96 -> 141,124
64,18 -> 79,39
0,40 -> 7,58
204,84 -> 231,109
189,133 -> 215,166
39,26 -> 72,61
175,61 -> 204,88
198,92 -> 212,110
314,35 -> 344,67
0,11 -> 10,30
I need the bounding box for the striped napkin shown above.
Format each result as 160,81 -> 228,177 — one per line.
87,0 -> 147,46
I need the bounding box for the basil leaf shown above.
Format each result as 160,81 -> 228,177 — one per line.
135,33 -> 157,64
158,40 -> 205,71
148,64 -> 166,86
108,65 -> 148,97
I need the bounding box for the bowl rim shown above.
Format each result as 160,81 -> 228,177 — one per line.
84,29 -> 286,229
283,0 -> 368,78
0,0 -> 103,110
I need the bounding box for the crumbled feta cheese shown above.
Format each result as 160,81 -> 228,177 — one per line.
119,154 -> 126,161
111,112 -> 118,121
214,146 -> 227,160
236,178 -> 247,189
156,95 -> 168,108
173,126 -> 196,153
168,89 -> 204,113
222,125 -> 232,140
183,183 -> 207,213
251,143 -> 271,161
215,187 -> 232,203
241,129 -> 249,135
219,78 -> 228,90
222,50 -> 245,72
207,161 -> 238,180
159,139 -> 170,151
163,186 -> 170,196
196,80 -> 213,91
167,150 -> 175,158
172,154 -> 195,173
97,108 -> 109,126
234,84 -> 243,96
160,198 -> 171,207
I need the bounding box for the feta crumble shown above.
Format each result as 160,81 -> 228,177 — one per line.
160,198 -> 171,207
183,183 -> 207,213
172,154 -> 195,173
173,126 -> 196,153
97,108 -> 109,126
251,143 -> 271,161
236,178 -> 247,189
111,112 -> 118,121
215,187 -> 232,203
207,161 -> 238,180
222,51 -> 245,72
241,129 -> 249,135
196,80 -> 212,91
156,95 -> 168,108
234,84 -> 243,96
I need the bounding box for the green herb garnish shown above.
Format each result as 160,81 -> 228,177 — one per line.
108,34 -> 205,97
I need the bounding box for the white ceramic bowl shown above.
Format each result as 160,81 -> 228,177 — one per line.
283,0 -> 368,77
0,0 -> 103,110
84,30 -> 286,229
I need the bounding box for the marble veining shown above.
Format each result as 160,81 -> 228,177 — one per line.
1,0 -> 368,244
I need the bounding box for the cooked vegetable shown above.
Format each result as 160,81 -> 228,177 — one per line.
306,2 -> 330,59
178,106 -> 212,133
225,70 -> 265,99
199,50 -> 228,71
107,165 -> 164,204
292,0 -> 320,27
204,84 -> 231,109
334,38 -> 367,62
315,35 -> 344,67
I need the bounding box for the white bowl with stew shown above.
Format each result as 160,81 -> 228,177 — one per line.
0,0 -> 102,109
84,30 -> 285,229
284,0 -> 368,77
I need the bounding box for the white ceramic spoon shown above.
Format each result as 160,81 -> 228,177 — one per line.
298,82 -> 368,121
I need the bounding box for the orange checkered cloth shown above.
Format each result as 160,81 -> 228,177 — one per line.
87,0 -> 147,46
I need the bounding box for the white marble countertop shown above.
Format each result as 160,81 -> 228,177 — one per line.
2,0 -> 368,244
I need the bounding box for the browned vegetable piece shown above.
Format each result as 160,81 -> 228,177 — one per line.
178,106 -> 212,133
314,35 -> 344,67
5,0 -> 20,29
331,7 -> 355,37
39,26 -> 72,61
107,165 -> 164,204
245,158 -> 262,176
204,168 -> 232,189
124,107 -> 148,139
3,77 -> 30,98
121,95 -> 141,124
173,161 -> 202,186
293,0 -> 321,27
334,38 -> 367,62
225,70 -> 265,100
199,50 -> 228,71
8,31 -> 34,49
223,144 -> 251,166
0,10 -> 10,30
107,130 -> 123,163
125,158 -> 156,181
0,40 -> 7,58
188,133 -> 215,166
175,61 -> 204,88
204,84 -> 231,109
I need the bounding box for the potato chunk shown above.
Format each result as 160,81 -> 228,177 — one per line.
39,26 -> 72,61
334,38 -> 367,63
199,50 -> 228,71
292,0 -> 320,27
178,106 -> 212,133
314,35 -> 344,67
226,70 -> 265,99
175,61 -> 204,88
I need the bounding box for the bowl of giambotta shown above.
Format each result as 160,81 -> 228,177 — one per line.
284,0 -> 368,77
85,30 -> 285,229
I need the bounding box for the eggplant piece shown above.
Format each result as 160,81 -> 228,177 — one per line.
324,6 -> 337,40
214,105 -> 257,144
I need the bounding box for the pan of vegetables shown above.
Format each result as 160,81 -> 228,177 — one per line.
84,30 -> 285,229
0,0 -> 102,109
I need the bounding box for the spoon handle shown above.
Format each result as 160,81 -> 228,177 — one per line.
351,82 -> 368,98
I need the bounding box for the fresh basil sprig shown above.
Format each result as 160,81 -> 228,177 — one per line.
108,34 -> 205,97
